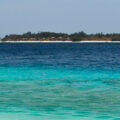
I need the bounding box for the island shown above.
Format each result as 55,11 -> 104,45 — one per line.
1,31 -> 120,43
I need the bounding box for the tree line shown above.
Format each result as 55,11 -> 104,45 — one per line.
2,31 -> 120,41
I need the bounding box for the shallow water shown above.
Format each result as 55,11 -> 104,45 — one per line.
0,43 -> 120,120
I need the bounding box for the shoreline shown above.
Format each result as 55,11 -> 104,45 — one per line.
1,40 -> 120,43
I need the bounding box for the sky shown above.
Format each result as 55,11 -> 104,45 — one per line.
0,0 -> 120,37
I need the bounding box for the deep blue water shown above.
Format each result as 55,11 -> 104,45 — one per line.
0,43 -> 120,120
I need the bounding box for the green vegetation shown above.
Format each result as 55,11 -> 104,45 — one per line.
2,31 -> 120,42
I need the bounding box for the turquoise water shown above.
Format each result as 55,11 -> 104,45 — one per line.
0,43 -> 120,120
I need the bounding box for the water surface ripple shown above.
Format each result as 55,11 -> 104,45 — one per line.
0,43 -> 120,120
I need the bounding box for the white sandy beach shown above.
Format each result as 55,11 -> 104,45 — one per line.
1,40 -> 120,43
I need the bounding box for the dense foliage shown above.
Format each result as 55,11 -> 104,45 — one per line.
2,31 -> 120,41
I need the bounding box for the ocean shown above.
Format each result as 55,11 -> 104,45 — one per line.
0,43 -> 120,120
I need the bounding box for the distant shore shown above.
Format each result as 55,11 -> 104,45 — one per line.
1,40 -> 120,43
3,31 -> 120,42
